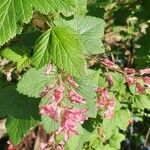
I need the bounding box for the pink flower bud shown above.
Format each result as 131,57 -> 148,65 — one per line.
136,83 -> 145,94
139,68 -> 150,75
124,68 -> 136,75
143,77 -> 150,88
126,76 -> 136,86
40,142 -> 48,150
103,109 -> 114,119
106,74 -> 113,85
7,141 -> 15,150
69,90 -> 85,104
66,75 -> 79,88
48,134 -> 55,145
102,59 -> 119,69
52,85 -> 64,102
45,64 -> 52,76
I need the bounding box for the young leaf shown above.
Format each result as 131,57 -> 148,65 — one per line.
1,46 -> 31,69
17,67 -> 57,98
108,129 -> 125,149
55,16 -> 105,54
32,29 -> 52,68
33,26 -> 85,77
132,95 -> 150,109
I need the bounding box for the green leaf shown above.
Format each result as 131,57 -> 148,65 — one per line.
75,76 -> 98,118
102,109 -> 131,138
32,0 -> 76,15
115,109 -> 131,130
65,125 -> 92,150
0,0 -> 32,45
75,0 -> 87,15
33,26 -> 85,77
6,116 -> 39,145
41,116 -> 59,133
55,16 -> 105,54
1,46 -> 31,69
0,86 -> 40,144
32,29 -> 52,68
132,95 -> 150,109
0,0 -> 80,45
108,129 -> 125,149
17,67 -> 57,98
0,85 -> 40,119
110,72 -> 126,94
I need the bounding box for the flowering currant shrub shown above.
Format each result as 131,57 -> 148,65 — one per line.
0,0 -> 150,150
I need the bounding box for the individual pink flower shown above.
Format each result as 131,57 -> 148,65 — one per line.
40,142 -> 48,150
139,68 -> 150,75
107,98 -> 116,110
58,108 -> 87,141
66,75 -> 79,88
7,141 -> 15,150
45,64 -> 52,76
48,134 -> 55,145
103,109 -> 114,119
97,98 -> 108,108
102,58 -> 119,69
143,77 -> 150,88
52,85 -> 64,102
124,68 -> 136,75
69,90 -> 85,104
106,74 -> 113,85
6,69 -> 13,81
126,76 -> 136,86
40,102 -> 60,121
136,83 -> 145,94
96,87 -> 109,99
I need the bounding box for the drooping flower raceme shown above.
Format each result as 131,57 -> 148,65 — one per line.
102,58 -> 119,69
96,87 -> 116,119
58,108 -> 87,141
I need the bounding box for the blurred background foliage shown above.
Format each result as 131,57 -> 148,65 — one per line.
87,0 -> 150,149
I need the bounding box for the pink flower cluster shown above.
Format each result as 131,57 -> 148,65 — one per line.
39,75 -> 87,145
40,138 -> 65,150
96,87 -> 115,119
58,108 -> 87,141
124,68 -> 150,94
